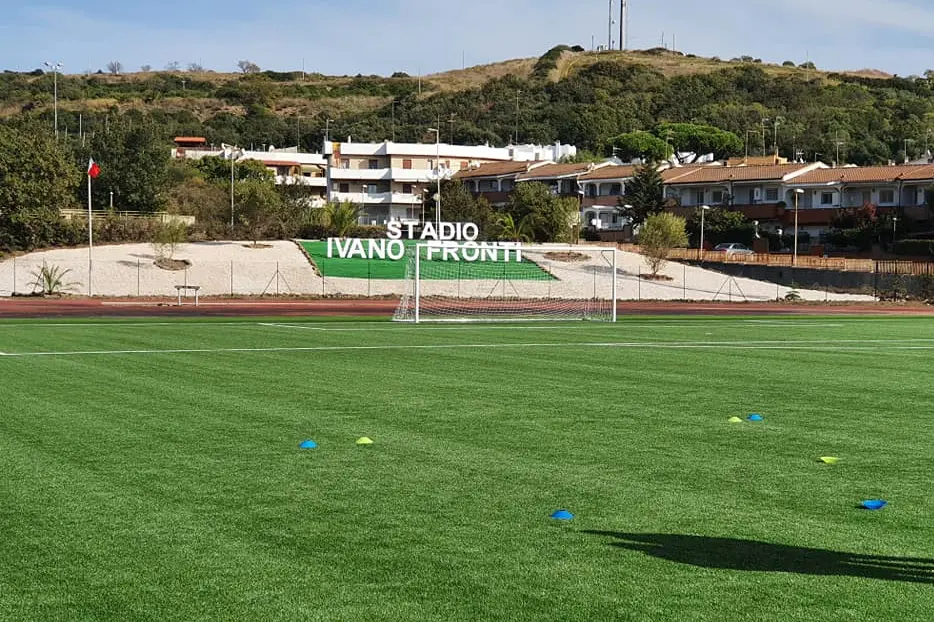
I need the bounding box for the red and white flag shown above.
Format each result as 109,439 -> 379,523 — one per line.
87,158 -> 101,179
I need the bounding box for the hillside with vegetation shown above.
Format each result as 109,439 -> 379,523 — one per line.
3,46 -> 934,255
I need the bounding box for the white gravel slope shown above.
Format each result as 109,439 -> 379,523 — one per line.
0,242 -> 874,302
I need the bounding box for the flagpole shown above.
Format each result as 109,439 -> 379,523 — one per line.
88,171 -> 93,296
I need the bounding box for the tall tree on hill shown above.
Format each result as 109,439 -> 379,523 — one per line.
79,118 -> 170,213
0,123 -> 80,252
618,163 -> 665,228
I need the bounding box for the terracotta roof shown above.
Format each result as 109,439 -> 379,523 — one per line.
174,136 -> 207,143
660,165 -> 716,182
454,161 -> 538,180
665,164 -> 817,185
260,160 -> 302,167
889,164 -> 934,181
793,164 -> 934,184
516,162 -> 595,181
578,165 -> 636,181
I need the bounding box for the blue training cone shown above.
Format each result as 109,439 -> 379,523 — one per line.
299,440 -> 317,449
860,499 -> 887,511
747,414 -> 764,422
551,509 -> 574,521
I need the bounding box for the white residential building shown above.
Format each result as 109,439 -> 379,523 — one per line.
174,137 -> 577,224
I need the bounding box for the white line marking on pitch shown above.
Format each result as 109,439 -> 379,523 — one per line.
4,338 -> 934,357
257,321 -> 847,333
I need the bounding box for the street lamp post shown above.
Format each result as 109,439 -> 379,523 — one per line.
44,62 -> 63,140
793,188 -> 805,266
700,205 -> 710,260
428,128 -> 441,229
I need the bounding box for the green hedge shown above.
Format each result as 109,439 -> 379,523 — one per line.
893,239 -> 934,257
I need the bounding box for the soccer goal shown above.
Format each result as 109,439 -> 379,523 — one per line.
393,243 -> 618,323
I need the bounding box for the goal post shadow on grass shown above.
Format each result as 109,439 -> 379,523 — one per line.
584,531 -> 934,584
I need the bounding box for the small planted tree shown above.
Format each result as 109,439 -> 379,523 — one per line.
152,220 -> 189,269
639,212 -> 688,277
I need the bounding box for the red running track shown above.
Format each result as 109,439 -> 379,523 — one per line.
0,297 -> 932,319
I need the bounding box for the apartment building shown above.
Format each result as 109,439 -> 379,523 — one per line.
324,141 -> 578,224
172,138 -> 329,205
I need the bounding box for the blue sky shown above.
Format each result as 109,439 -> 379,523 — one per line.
2,0 -> 934,77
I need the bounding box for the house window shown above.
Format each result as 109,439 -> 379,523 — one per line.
368,159 -> 379,170
695,191 -> 705,205
340,159 -> 349,169
765,188 -> 779,201
712,190 -> 724,204
461,161 -> 468,169
612,213 -> 619,224
879,189 -> 895,204
820,192 -> 834,206
402,159 -> 413,169
588,185 -> 597,198
609,183 -> 622,196
339,183 -> 350,193
402,183 -> 413,194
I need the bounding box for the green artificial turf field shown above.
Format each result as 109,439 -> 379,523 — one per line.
300,240 -> 554,280
1,316 -> 933,621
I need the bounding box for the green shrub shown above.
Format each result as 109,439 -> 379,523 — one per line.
893,239 -> 934,257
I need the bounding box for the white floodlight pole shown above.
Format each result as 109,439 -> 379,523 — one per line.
414,247 -> 421,324
44,61 -> 63,139
700,205 -> 710,259
611,248 -> 618,322
428,128 -> 441,230
793,189 -> 804,266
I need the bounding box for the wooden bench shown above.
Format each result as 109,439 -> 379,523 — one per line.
175,284 -> 201,306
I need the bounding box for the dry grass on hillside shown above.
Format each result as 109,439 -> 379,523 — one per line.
425,58 -> 536,92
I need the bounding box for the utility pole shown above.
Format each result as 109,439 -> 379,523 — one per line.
448,113 -> 456,144
608,0 -> 613,50
515,90 -> 521,145
761,118 -> 769,156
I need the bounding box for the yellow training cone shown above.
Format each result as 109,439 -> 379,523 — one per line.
728,417 -> 743,424
356,437 -> 374,446
819,456 -> 839,464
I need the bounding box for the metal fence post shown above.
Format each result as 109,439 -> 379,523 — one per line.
12,255 -> 15,295
683,264 -> 686,300
230,261 -> 234,297
638,265 -> 641,300
276,261 -> 280,296
137,259 -> 140,296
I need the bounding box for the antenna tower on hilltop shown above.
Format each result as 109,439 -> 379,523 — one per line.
620,0 -> 628,50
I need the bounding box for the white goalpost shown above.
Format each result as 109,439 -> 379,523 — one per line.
393,243 -> 618,323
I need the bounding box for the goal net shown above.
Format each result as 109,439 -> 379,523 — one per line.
393,243 -> 618,322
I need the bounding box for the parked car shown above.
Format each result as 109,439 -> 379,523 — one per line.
712,243 -> 754,255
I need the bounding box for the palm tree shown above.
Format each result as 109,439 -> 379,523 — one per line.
495,213 -> 535,243
325,201 -> 362,237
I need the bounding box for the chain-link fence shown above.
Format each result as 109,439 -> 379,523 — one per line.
3,251 -> 928,303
